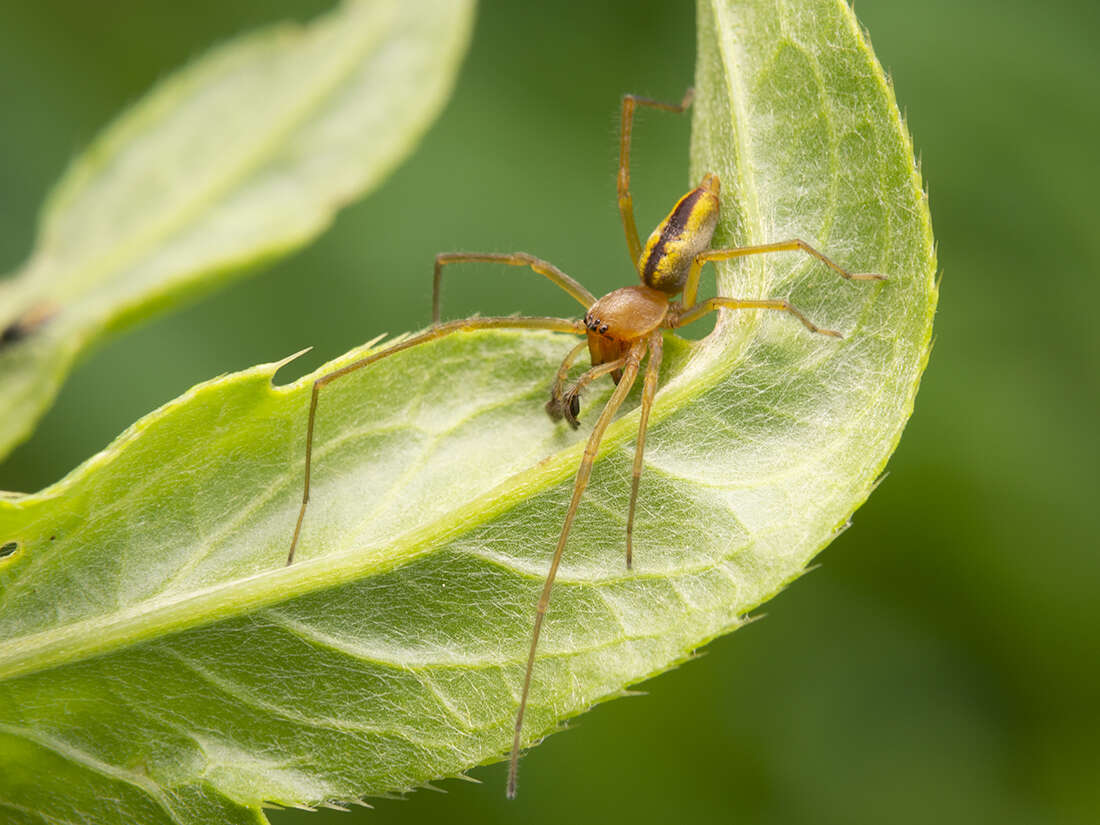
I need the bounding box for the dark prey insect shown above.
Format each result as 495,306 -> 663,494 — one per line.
282,88 -> 883,797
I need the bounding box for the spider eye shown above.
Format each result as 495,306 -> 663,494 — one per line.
569,395 -> 580,418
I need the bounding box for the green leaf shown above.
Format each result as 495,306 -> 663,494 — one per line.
0,0 -> 476,460
0,0 -> 935,820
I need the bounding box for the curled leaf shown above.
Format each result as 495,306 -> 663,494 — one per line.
0,0 -> 934,820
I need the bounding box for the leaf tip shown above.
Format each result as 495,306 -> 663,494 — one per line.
269,346 -> 314,386
278,345 -> 314,368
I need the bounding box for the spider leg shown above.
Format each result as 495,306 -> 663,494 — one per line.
550,353 -> 634,429
507,336 -> 647,799
617,89 -> 694,267
545,340 -> 589,424
675,297 -> 842,338
433,252 -> 595,325
681,239 -> 884,310
625,330 -> 663,569
286,315 -> 584,565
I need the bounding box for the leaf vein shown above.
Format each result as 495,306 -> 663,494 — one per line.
0,722 -> 186,825
161,648 -> 444,747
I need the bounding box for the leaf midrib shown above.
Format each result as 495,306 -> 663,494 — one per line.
710,0 -> 764,252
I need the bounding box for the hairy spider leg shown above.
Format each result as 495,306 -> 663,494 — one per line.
551,352 -> 635,429
285,315 -> 585,565
433,252 -> 595,325
680,240 -> 886,310
507,336 -> 648,799
546,340 -> 589,423
676,297 -> 841,337
625,330 -> 664,569
618,89 -> 696,267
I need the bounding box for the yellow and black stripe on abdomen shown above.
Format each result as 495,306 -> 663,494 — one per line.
638,186 -> 715,294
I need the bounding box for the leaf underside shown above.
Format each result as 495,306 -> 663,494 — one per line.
0,0 -> 935,821
0,0 -> 476,461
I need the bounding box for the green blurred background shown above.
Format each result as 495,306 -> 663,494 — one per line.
1,0 -> 1097,823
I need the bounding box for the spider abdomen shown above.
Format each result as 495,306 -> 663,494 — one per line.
638,172 -> 720,294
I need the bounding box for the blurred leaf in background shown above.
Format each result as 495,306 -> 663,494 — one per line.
0,0 -> 475,459
0,0 -> 1097,824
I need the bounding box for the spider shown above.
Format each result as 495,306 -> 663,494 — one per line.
282,88 -> 883,798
